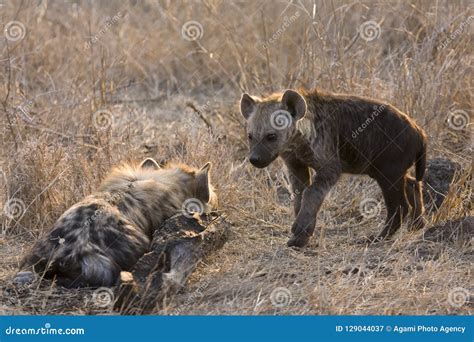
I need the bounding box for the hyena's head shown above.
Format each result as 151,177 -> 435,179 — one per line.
240,89 -> 307,168
140,158 -> 218,212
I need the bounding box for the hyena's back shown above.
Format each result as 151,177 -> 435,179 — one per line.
21,196 -> 149,287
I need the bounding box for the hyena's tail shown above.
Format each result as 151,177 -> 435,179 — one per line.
415,133 -> 427,182
406,131 -> 427,231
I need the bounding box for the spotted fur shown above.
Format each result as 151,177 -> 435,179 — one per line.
16,158 -> 216,287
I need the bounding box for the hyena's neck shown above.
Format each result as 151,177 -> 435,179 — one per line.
101,178 -> 194,237
286,97 -> 333,152
281,130 -> 311,161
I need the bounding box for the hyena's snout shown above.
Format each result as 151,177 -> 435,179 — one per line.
249,149 -> 277,168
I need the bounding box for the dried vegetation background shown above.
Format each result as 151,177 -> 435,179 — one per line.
0,0 -> 472,314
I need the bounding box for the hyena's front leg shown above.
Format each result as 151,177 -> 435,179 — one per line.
284,158 -> 311,216
14,242 -> 51,287
287,163 -> 341,248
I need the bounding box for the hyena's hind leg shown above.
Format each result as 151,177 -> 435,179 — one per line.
375,174 -> 410,240
405,175 -> 426,230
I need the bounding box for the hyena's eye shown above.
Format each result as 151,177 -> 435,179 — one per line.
266,133 -> 277,142
247,133 -> 253,141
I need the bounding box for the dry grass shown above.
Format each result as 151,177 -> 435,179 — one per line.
0,0 -> 472,315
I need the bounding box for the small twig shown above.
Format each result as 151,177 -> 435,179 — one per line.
344,32 -> 359,54
260,10 -> 273,91
2,40 -> 19,150
185,102 -> 214,133
108,95 -> 167,104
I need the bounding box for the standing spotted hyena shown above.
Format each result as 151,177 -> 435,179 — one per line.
14,158 -> 217,287
240,88 -> 427,247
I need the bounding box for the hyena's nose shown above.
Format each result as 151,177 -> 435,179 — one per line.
249,155 -> 261,166
250,155 -> 269,168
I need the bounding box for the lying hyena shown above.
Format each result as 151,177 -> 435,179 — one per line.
240,88 -> 427,247
14,158 -> 217,287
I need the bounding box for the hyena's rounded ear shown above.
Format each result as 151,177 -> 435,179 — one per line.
140,158 -> 161,170
240,93 -> 257,120
282,89 -> 307,121
195,162 -> 212,203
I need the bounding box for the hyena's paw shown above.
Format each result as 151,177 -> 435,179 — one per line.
287,235 -> 309,248
13,271 -> 35,287
289,218 -> 314,247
